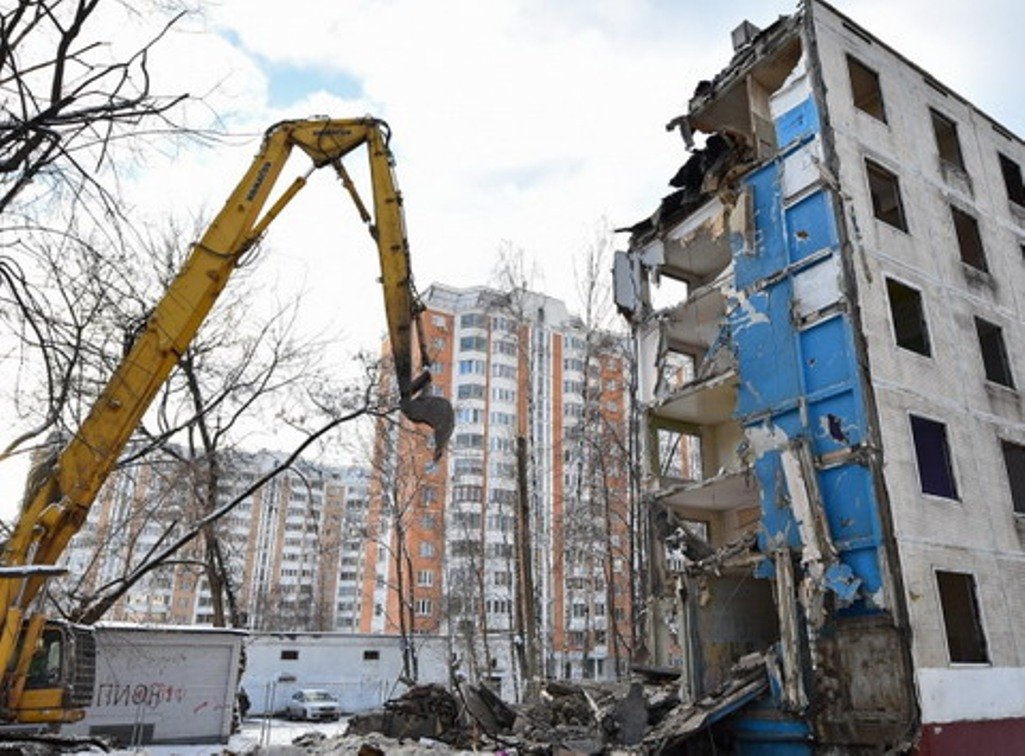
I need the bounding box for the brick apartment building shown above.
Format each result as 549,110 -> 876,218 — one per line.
60,449 -> 370,632
361,284 -> 635,697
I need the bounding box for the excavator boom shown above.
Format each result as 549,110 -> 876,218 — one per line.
0,117 -> 452,724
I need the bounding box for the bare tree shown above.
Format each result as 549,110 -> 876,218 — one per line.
43,215 -> 373,626
560,222 -> 637,679
0,0 -> 192,218
64,383 -> 383,625
1,0 -> 199,469
489,244 -> 547,691
359,384 -> 442,682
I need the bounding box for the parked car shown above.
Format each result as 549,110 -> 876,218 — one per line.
286,689 -> 342,721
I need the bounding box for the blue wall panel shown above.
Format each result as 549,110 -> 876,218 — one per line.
774,95 -> 820,147
799,315 -> 850,394
731,92 -> 886,615
736,163 -> 785,290
733,281 -> 800,417
785,190 -> 837,263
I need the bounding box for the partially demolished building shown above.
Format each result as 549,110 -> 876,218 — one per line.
615,1 -> 1025,751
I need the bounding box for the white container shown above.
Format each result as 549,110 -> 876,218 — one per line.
63,624 -> 245,745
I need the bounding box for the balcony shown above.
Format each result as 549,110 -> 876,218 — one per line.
659,467 -> 757,512
650,368 -> 738,428
659,197 -> 734,285
662,281 -> 728,367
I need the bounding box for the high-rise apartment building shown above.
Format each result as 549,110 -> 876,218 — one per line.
360,284 -> 634,697
60,450 -> 371,632
616,1 -> 1025,751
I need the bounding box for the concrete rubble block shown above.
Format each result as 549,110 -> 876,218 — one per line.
611,682 -> 648,745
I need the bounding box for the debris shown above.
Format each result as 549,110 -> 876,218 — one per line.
297,666 -> 782,754
292,731 -> 327,747
610,682 -> 647,745
644,652 -> 769,752
457,680 -> 517,736
630,665 -> 681,685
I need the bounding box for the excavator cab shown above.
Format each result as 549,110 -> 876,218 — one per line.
6,620 -> 94,725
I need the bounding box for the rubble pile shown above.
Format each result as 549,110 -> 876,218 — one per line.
347,685 -> 467,747
300,656 -> 769,753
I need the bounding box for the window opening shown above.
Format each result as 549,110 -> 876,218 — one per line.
1002,440 -> 1025,515
975,317 -> 1015,388
280,650 -> 299,660
847,56 -> 886,121
909,414 -> 957,499
866,161 -> 907,230
999,153 -> 1025,206
936,571 -> 988,663
886,278 -> 931,356
951,207 -> 988,272
930,110 -> 965,170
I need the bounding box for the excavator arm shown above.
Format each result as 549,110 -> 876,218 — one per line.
0,117 -> 452,723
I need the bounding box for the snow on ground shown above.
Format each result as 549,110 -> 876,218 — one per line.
86,716 -> 350,755
235,715 -> 352,748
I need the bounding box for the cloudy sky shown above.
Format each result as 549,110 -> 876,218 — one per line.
2,0 -> 1023,517
131,0 -> 1024,358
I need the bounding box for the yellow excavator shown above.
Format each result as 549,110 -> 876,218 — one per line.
0,117 -> 453,728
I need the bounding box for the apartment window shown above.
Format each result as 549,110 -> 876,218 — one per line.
998,153 -> 1025,206
280,650 -> 299,660
866,161 -> 907,230
492,387 -> 515,403
847,56 -> 886,122
457,383 -> 485,400
431,314 -> 446,329
458,359 -> 485,376
363,650 -> 380,661
452,511 -> 481,530
419,541 -> 436,558
936,571 -> 988,663
975,318 -> 1015,388
455,407 -> 483,424
415,599 -> 432,616
417,570 -> 434,587
494,340 -> 517,356
1002,440 -> 1025,515
454,433 -> 484,450
452,484 -> 483,502
453,457 -> 484,476
910,415 -> 958,499
930,110 -> 965,170
459,335 -> 487,352
460,313 -> 488,329
951,207 -> 988,271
